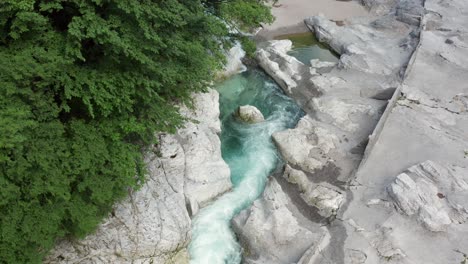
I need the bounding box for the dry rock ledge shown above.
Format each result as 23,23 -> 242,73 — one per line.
235,0 -> 468,263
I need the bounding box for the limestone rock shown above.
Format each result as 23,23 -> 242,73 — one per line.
370,227 -> 407,262
252,0 -> 468,262
47,134 -> 191,264
361,0 -> 396,15
232,178 -> 327,264
310,59 -> 337,69
333,0 -> 468,262
256,40 -> 301,94
222,42 -> 247,77
235,105 -> 265,123
166,248 -> 190,264
304,186 -> 344,218
311,97 -> 378,132
46,89 -> 230,263
179,89 -> 232,213
257,12 -> 404,204
305,14 -> 416,76
272,116 -> 338,174
256,40 -> 320,111
344,249 -> 367,264
388,160 -> 468,232
395,0 -> 425,26
283,165 -> 344,218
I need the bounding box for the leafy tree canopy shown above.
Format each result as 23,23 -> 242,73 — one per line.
0,0 -> 272,262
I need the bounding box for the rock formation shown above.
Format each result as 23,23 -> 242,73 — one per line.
236,0 -> 468,262
236,105 -> 265,123
222,43 -> 247,77
256,39 -> 320,112
46,89 -> 230,263
232,178 -> 328,264
283,165 -> 344,218
388,160 -> 468,232
337,0 -> 468,262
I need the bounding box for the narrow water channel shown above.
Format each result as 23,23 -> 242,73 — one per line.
188,69 -> 303,264
188,33 -> 335,263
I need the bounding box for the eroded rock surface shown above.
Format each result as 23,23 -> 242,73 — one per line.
232,178 -> 328,264
283,165 -> 344,218
388,161 -> 468,232
237,0 -> 468,262
179,90 -> 231,214
256,40 -> 320,111
272,116 -> 338,174
236,105 -> 265,123
46,89 -> 230,263
325,0 -> 468,263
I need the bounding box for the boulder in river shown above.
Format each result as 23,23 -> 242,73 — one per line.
236,105 -> 265,123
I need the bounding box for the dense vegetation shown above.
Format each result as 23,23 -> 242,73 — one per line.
0,0 -> 272,262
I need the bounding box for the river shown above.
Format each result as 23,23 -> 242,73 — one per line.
188,34 -> 337,264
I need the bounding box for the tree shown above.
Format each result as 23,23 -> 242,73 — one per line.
0,0 -> 272,263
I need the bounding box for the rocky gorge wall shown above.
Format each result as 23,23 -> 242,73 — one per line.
46,89 -> 231,263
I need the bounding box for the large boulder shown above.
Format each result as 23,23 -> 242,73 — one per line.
272,116 -> 338,174
236,105 -> 265,123
388,160 -> 468,232
46,89 -> 231,263
232,178 -> 328,264
256,40 -> 302,94
310,59 -> 336,69
283,165 -> 344,218
256,40 -> 320,112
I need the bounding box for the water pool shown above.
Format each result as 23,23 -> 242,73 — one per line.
277,32 -> 339,65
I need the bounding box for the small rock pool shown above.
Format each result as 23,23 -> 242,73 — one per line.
276,32 -> 339,65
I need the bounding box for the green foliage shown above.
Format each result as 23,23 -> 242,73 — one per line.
206,0 -> 274,31
0,0 -> 272,263
239,36 -> 257,58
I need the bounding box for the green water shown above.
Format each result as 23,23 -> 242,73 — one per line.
218,70 -> 304,186
277,32 -> 339,65
188,70 -> 303,264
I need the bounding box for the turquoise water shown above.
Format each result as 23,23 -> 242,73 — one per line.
277,32 -> 339,65
188,69 -> 303,264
